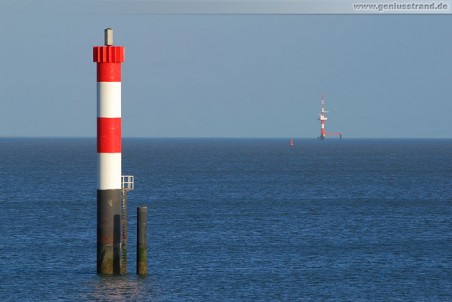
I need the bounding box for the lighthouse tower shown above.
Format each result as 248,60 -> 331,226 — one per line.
318,95 -> 327,140
93,28 -> 124,274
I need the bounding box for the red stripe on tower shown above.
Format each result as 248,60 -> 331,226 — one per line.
97,118 -> 122,153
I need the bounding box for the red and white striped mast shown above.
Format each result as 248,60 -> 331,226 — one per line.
319,95 -> 327,140
93,28 -> 124,274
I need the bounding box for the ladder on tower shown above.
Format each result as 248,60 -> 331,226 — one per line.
121,175 -> 134,274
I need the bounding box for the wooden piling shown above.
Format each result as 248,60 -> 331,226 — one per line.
137,206 -> 147,275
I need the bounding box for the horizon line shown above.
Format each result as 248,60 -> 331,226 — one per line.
1,136 -> 451,140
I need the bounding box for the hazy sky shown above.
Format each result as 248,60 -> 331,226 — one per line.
0,0 -> 451,138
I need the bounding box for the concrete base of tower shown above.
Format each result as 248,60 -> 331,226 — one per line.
97,189 -> 122,274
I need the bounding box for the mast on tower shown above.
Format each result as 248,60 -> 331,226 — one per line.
318,96 -> 328,140
318,95 -> 342,140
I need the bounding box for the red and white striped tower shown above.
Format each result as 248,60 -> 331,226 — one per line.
318,95 -> 327,140
93,28 -> 125,275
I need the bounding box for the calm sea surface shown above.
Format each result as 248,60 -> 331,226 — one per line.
0,138 -> 451,301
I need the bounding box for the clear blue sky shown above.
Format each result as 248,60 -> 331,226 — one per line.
0,1 -> 451,138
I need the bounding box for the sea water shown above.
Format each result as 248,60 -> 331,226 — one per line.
0,138 -> 451,301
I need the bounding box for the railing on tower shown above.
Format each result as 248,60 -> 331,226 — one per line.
121,175 -> 134,191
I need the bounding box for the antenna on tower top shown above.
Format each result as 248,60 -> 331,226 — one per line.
104,28 -> 113,46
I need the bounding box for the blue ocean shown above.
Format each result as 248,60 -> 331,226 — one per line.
1,138 -> 451,301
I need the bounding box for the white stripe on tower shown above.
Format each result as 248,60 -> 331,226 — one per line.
97,82 -> 121,117
98,153 -> 121,189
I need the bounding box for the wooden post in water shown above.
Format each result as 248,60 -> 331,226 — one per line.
137,206 -> 147,275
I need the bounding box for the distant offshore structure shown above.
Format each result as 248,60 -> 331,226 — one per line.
318,96 -> 342,140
